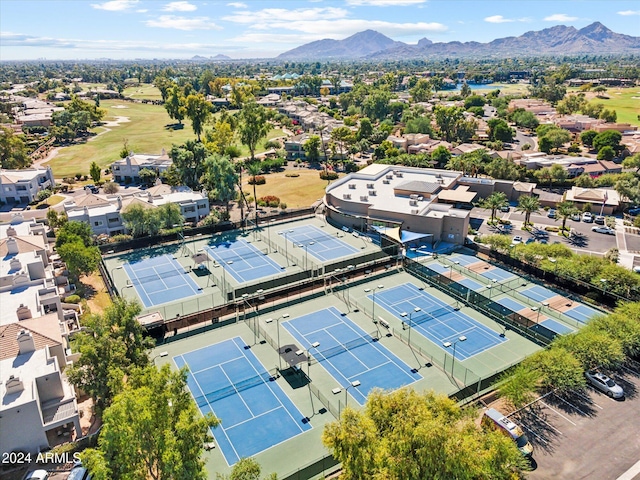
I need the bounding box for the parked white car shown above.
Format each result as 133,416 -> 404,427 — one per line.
582,212 -> 593,223
591,226 -> 615,235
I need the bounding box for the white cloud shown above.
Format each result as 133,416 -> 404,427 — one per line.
145,15 -> 221,30
544,13 -> 578,22
484,15 -> 513,23
136,9 -> 148,13
227,2 -> 248,8
346,0 -> 426,5
223,7 -> 348,24
617,10 -> 640,16
163,1 -> 197,12
91,0 -> 138,11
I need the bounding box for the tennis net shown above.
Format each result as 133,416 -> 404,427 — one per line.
311,331 -> 379,364
127,264 -> 188,286
404,305 -> 453,328
206,245 -> 269,264
204,369 -> 277,404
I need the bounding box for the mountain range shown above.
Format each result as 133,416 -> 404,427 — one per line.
277,22 -> 640,60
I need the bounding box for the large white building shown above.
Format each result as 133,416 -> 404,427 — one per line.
63,184 -> 210,235
0,215 -> 82,455
0,167 -> 55,205
324,165 -> 474,246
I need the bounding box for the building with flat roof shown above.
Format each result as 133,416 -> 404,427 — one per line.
111,151 -> 173,184
0,167 -> 55,205
63,184 -> 210,235
324,164 -> 473,245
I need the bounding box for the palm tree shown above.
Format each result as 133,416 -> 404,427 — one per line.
556,200 -> 579,234
516,195 -> 541,228
479,192 -> 508,223
246,161 -> 262,223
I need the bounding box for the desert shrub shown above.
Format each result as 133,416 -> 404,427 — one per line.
320,171 -> 339,180
279,202 -> 287,209
285,172 -> 300,177
248,175 -> 266,185
64,295 -> 81,304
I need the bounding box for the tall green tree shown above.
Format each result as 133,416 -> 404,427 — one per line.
67,298 -> 153,413
555,200 -> 579,233
409,78 -> 432,103
238,102 -> 271,162
200,154 -> 238,215
165,85 -> 186,125
0,126 -> 31,169
479,192 -> 508,222
516,195 -> 540,226
170,140 -> 208,189
185,93 -> 211,141
57,241 -> 101,280
82,365 -> 218,480
303,135 -> 321,162
434,105 -> 464,142
322,389 -> 529,480
90,161 -> 101,183
246,161 -> 262,218
593,130 -> 622,155
330,126 -> 355,161
431,145 -> 451,168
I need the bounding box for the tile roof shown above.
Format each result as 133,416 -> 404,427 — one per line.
0,315 -> 62,360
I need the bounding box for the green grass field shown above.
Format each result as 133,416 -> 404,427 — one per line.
122,84 -> 163,101
567,86 -> 640,126
48,99 -> 289,179
49,100 -> 197,178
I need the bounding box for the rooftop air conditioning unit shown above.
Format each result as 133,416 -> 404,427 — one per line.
386,174 -> 394,179
436,173 -> 442,178
360,196 -> 369,202
410,199 -> 417,206
343,194 -> 351,199
410,194 -> 418,200
383,179 -> 390,184
369,190 -> 376,196
348,183 -> 356,189
411,209 -> 419,214
366,183 -> 374,189
396,172 -> 403,177
438,178 -> 444,183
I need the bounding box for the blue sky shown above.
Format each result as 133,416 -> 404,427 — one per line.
1,0 -> 639,60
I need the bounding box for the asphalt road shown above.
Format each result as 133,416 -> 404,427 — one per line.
518,365 -> 640,480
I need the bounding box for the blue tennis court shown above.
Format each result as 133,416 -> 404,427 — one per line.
459,278 -> 485,292
205,238 -> 283,283
123,254 -> 201,308
174,337 -> 311,466
538,318 -> 574,334
521,285 -> 557,303
564,304 -> 601,323
496,297 -> 526,313
373,283 -> 507,360
479,266 -> 516,282
449,254 -> 481,266
426,262 -> 450,275
283,307 -> 421,405
279,225 -> 360,262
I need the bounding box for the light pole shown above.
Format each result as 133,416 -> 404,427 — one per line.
344,380 -> 361,409
364,285 -> 384,323
267,219 -> 275,253
531,306 -> 540,324
486,284 -> 492,299
300,341 -> 320,377
400,307 -> 422,348
283,231 -> 290,266
152,351 -> 168,363
443,335 -> 467,376
549,258 -> 558,275
276,313 -> 290,370
298,243 -> 309,271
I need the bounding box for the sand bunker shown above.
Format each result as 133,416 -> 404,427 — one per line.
112,105 -> 129,109
102,116 -> 130,127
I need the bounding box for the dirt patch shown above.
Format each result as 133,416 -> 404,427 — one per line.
102,116 -> 130,127
112,104 -> 129,109
80,272 -> 111,315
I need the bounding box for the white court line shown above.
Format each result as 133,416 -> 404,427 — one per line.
240,340 -> 306,433
616,459 -> 640,480
540,401 -> 577,426
190,354 -> 245,375
323,327 -> 369,370
219,363 -> 255,417
187,362 -> 241,464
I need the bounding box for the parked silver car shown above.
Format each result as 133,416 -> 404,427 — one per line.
585,370 -> 624,398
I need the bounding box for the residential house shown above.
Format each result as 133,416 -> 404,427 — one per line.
111,151 -> 173,184
0,167 -> 55,204
63,185 -> 210,235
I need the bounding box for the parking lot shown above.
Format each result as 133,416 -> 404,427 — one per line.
473,207 -> 621,257
511,362 -> 640,480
